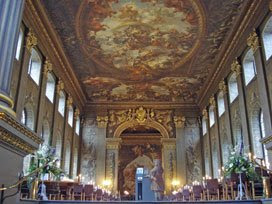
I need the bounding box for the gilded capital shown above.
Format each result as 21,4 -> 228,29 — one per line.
209,96 -> 216,108
218,80 -> 227,94
67,95 -> 73,108
74,108 -> 80,119
247,30 -> 259,52
57,80 -> 64,95
96,116 -> 108,128
202,109 -> 208,120
231,59 -> 241,77
26,29 -> 37,51
174,115 -> 186,128
269,0 -> 272,11
43,59 -> 53,77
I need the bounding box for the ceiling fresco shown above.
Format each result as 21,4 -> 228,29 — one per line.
41,0 -> 246,103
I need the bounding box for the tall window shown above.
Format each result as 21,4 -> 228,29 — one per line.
68,107 -> 74,127
262,16 -> 272,60
58,91 -> 66,116
202,118 -> 207,135
243,49 -> 257,85
217,92 -> 225,117
55,132 -> 62,168
75,116 -> 80,135
15,28 -> 24,60
209,107 -> 215,127
73,148 -> 78,178
45,73 -> 56,103
21,108 -> 27,125
41,121 -> 50,145
228,73 -> 239,103
28,48 -> 42,85
64,142 -> 71,174
22,104 -> 34,131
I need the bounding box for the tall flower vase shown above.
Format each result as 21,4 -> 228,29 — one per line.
236,173 -> 248,200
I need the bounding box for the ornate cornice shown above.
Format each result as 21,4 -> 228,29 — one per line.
43,59 -> 53,77
96,116 -> 108,128
218,80 -> 227,94
106,138 -> 122,150
161,138 -> 176,150
231,59 -> 241,77
209,96 -> 216,108
26,29 -> 37,51
66,95 -> 73,108
247,30 -> 259,52
0,128 -> 36,154
269,0 -> 272,11
56,79 -> 64,95
202,109 -> 208,120
260,134 -> 272,145
0,112 -> 43,144
74,108 -> 80,119
174,115 -> 186,128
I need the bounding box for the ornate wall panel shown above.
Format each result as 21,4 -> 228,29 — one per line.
218,113 -> 229,165
210,126 -> 219,178
230,100 -> 242,148
184,118 -> 202,183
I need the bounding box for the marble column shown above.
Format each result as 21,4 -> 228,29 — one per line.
174,116 -> 186,186
0,0 -> 25,116
106,138 -> 121,193
96,116 -> 108,186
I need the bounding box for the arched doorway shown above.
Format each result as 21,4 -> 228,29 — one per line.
118,125 -> 163,197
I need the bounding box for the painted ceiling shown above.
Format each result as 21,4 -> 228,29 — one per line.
41,0 -> 247,103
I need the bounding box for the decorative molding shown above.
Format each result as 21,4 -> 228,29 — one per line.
218,80 -> 227,94
56,79 -> 64,95
202,109 -> 208,120
269,0 -> 272,11
96,116 -> 108,128
106,138 -> 122,150
209,96 -> 216,108
74,108 -> 80,119
247,30 -> 259,52
66,95 -> 73,108
174,115 -> 186,128
161,138 -> 176,150
26,29 -> 37,51
231,59 -> 241,77
43,59 -> 53,77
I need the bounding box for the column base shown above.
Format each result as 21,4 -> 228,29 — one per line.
0,93 -> 16,117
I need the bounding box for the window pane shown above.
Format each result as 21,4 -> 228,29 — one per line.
45,73 -> 56,103
218,92 -> 225,117
28,49 -> 42,85
15,29 -> 24,60
75,117 -> 80,135
262,17 -> 272,60
58,91 -> 66,116
243,49 -> 256,85
202,118 -> 207,135
209,107 -> 215,127
68,107 -> 73,127
228,74 -> 238,103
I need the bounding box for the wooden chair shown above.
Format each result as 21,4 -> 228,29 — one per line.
181,189 -> 190,201
72,184 -> 83,200
20,181 -> 29,199
58,182 -> 71,200
192,185 -> 204,200
205,179 -> 220,200
95,188 -> 103,201
84,184 -> 94,201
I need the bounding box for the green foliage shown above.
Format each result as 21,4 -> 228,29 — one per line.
224,147 -> 259,181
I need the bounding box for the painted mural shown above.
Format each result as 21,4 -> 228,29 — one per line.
118,144 -> 161,195
42,0 -> 246,102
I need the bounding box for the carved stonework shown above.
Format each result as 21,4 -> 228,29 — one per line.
174,116 -> 186,128
74,108 -> 80,119
67,95 -> 73,108
247,30 -> 259,52
105,151 -> 115,190
106,138 -> 121,150
107,107 -> 175,138
202,109 -> 208,120
96,116 -> 108,128
26,29 -> 37,51
57,80 -> 64,95
209,96 -> 216,108
43,59 -> 53,77
231,59 -> 241,76
218,80 -> 227,94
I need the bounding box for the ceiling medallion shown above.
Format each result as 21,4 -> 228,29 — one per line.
76,0 -> 205,80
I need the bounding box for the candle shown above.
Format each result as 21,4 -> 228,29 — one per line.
248,152 -> 252,161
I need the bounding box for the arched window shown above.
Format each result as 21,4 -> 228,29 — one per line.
217,92 -> 225,117
243,49 -> 257,85
45,73 -> 56,103
260,111 -> 269,166
21,108 -> 26,125
75,116 -> 80,135
22,104 -> 35,131
262,16 -> 272,60
41,120 -> 50,145
58,91 -> 66,116
28,48 -> 42,85
209,106 -> 215,127
68,107 -> 74,127
73,148 -> 78,178
64,141 -> 71,174
228,73 -> 239,103
55,132 -> 62,168
15,28 -> 24,60
202,118 -> 207,135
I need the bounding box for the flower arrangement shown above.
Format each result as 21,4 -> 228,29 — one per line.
28,145 -> 65,181
224,145 -> 258,180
